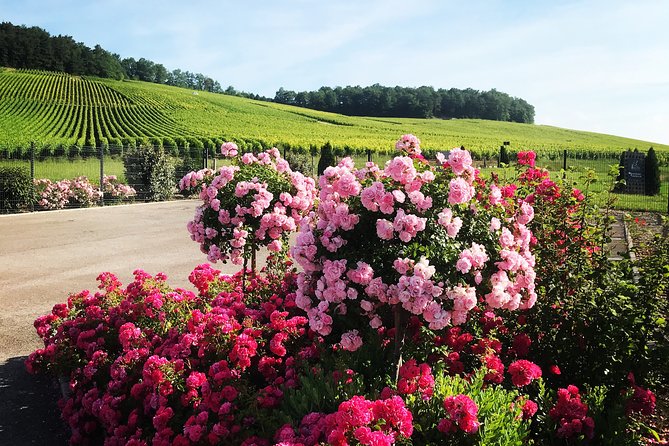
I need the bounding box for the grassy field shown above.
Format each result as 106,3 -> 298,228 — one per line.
1,68 -> 668,159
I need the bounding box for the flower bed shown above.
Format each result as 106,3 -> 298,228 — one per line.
34,175 -> 135,209
27,136 -> 666,445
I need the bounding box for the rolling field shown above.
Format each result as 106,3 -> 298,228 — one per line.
1,68 -> 668,158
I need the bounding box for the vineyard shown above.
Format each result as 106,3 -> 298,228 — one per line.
1,67 -> 668,159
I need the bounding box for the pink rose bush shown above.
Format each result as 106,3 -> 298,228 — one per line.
293,136 -> 537,344
181,144 -> 317,265
34,176 -> 104,209
102,175 -> 136,202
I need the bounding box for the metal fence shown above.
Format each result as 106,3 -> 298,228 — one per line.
1,145 -> 668,213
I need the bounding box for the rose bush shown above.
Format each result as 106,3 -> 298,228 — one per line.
34,176 -> 103,209
26,135 -> 665,445
181,143 -> 317,266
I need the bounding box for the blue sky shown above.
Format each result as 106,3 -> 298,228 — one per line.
3,0 -> 668,144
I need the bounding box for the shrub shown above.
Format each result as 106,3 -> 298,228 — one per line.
499,145 -> 510,165
284,149 -> 313,176
34,177 -> 102,209
0,165 -> 35,213
317,141 -> 335,175
645,147 -> 660,195
102,175 -> 136,203
173,153 -> 201,192
123,145 -> 175,201
180,143 -> 317,265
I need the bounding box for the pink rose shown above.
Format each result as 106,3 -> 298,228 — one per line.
448,177 -> 475,205
376,219 -> 394,240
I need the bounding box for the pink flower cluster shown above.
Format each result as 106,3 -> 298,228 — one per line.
438,394 -> 480,435
549,385 -> 595,440
182,145 -> 317,264
294,134 -> 538,344
34,176 -> 103,209
395,134 -> 421,155
102,175 -> 136,200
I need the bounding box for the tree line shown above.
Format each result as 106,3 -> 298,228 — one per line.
274,85 -> 535,123
0,22 -> 228,93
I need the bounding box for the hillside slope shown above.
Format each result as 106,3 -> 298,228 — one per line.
1,68 -> 666,156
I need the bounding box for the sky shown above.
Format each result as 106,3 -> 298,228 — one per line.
3,0 -> 668,144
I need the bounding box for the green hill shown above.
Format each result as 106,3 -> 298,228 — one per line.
1,68 -> 667,157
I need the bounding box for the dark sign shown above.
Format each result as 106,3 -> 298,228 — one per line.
623,150 -> 645,194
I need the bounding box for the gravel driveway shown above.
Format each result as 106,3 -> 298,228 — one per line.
0,200 -> 241,444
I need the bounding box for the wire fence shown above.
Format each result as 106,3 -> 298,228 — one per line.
1,145 -> 668,213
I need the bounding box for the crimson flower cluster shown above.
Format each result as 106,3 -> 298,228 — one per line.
507,359 -> 542,387
548,385 -> 595,440
26,265 -> 320,445
438,394 -> 480,435
397,359 -> 435,399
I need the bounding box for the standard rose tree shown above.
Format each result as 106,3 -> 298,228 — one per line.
292,135 -> 537,377
181,143 -> 317,271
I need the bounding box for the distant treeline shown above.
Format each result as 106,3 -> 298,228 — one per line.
274,85 -> 535,123
0,22 -> 251,95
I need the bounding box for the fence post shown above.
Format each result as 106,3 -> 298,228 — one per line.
30,142 -> 35,212
562,149 -> 567,179
30,142 -> 35,180
367,150 -> 372,163
204,147 -> 208,170
99,144 -> 104,206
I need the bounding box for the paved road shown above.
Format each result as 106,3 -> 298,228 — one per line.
0,200 -> 242,444
0,200 -> 242,362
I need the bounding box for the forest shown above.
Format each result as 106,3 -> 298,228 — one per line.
274,85 -> 535,123
0,22 -> 227,93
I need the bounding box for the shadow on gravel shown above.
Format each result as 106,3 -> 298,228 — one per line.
0,357 -> 67,445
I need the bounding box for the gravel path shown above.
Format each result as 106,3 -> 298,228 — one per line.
0,200 -> 241,445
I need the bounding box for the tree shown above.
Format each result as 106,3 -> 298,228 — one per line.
645,147 -> 661,196
499,145 -> 510,166
317,142 -> 336,176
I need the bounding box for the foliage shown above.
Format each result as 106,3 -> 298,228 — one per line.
284,149 -> 314,176
0,165 -> 35,212
645,147 -> 661,195
317,142 -> 336,176
275,85 -> 535,123
2,69 -> 668,158
123,145 -> 175,201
